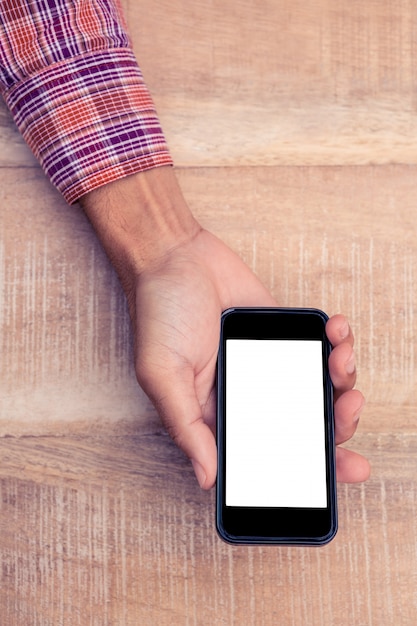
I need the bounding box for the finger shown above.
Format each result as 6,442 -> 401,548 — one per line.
328,341 -> 356,394
336,446 -> 371,483
326,314 -> 354,348
138,363 -> 217,490
200,384 -> 217,436
334,388 -> 365,444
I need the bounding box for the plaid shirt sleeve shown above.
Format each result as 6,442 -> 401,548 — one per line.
0,0 -> 173,204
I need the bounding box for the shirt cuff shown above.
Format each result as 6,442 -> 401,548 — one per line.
3,48 -> 173,204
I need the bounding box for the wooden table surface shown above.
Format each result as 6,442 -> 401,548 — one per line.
1,1 -> 417,624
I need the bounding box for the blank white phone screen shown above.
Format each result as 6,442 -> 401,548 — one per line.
225,339 -> 327,508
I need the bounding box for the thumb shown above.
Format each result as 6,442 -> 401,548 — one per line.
138,363 -> 218,489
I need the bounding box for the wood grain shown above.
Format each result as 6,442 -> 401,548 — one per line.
1,0 -> 417,624
1,165 -> 415,433
130,0 -> 417,166
4,0 -> 417,168
0,430 -> 416,626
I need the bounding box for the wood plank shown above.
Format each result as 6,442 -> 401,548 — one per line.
1,164 -> 416,434
3,0 -> 417,166
0,431 -> 415,625
127,0 -> 417,165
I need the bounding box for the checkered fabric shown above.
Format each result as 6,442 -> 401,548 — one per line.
0,0 -> 173,203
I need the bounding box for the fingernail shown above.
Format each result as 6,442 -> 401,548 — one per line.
345,353 -> 356,375
191,460 -> 206,489
340,319 -> 350,340
354,398 -> 366,422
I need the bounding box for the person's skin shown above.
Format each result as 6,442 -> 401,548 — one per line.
81,165 -> 371,489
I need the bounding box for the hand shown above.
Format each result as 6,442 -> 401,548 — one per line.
81,167 -> 370,489
132,229 -> 370,488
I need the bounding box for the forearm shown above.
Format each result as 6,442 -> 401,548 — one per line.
80,166 -> 201,296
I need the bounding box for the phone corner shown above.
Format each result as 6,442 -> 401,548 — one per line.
318,523 -> 338,546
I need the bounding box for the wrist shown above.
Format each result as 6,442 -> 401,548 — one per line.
80,166 -> 201,286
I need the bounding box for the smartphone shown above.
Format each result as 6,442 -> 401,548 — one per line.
216,307 -> 337,545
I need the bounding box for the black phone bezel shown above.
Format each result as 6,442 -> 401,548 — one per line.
216,307 -> 337,545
